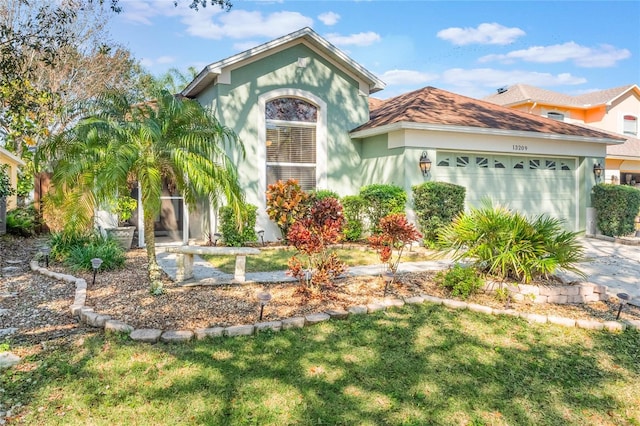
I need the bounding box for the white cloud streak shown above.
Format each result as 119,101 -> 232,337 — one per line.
479,41 -> 631,67
325,32 -> 380,47
380,69 -> 438,85
437,23 -> 525,45
318,11 -> 340,26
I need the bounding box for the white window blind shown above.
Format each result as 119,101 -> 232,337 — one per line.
624,115 -> 637,135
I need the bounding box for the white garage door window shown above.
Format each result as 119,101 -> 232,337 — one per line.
436,152 -> 578,230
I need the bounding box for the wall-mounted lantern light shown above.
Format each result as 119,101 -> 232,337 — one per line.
593,163 -> 604,182
419,151 -> 432,177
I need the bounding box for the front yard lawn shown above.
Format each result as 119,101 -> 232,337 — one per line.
4,304 -> 639,425
203,245 -> 436,274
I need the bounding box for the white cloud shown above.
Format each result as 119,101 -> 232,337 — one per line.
184,10 -> 313,39
324,32 -> 380,47
140,55 -> 176,68
116,0 -> 179,25
318,11 -> 340,26
440,68 -> 587,90
437,23 -> 525,46
380,69 -> 438,85
479,42 -> 631,68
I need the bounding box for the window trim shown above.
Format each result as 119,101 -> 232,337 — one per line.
258,89 -> 327,204
623,114 -> 638,136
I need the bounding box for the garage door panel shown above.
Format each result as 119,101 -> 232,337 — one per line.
436,153 -> 577,230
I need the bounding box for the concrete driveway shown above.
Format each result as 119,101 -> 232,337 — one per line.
557,237 -> 640,306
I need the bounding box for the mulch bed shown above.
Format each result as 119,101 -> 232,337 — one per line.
2,235 -> 639,352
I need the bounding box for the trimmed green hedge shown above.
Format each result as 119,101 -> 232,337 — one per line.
359,184 -> 407,234
592,184 -> 640,237
413,181 -> 465,244
342,195 -> 366,241
219,204 -> 258,247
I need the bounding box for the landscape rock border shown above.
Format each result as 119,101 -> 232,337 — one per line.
28,259 -> 640,346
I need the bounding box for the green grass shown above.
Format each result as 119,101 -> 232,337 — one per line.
3,305 -> 639,425
204,246 -> 434,273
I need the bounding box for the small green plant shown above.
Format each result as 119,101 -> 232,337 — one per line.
219,203 -> 258,247
494,287 -> 510,303
5,205 -> 40,236
49,231 -> 93,261
359,184 -> 407,234
436,264 -> 483,299
412,181 -> 465,246
64,234 -> 126,272
342,195 -> 365,241
113,195 -> 137,225
312,189 -> 340,200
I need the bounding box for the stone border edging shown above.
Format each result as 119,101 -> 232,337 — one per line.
29,260 -> 640,344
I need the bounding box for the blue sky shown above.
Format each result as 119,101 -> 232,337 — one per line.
109,0 -> 640,100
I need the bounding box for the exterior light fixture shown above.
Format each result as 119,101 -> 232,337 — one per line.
593,163 -> 604,182
616,292 -> 630,320
41,246 -> 51,267
91,258 -> 103,286
257,230 -> 265,246
256,290 -> 272,321
419,151 -> 432,177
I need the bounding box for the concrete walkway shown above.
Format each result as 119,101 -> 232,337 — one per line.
157,236 -> 640,305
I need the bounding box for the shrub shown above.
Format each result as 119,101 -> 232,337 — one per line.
287,197 -> 347,289
64,234 -> 125,272
592,183 -> 640,237
368,213 -> 422,286
438,200 -> 585,283
266,179 -> 310,242
436,264 -> 483,299
0,164 -> 15,198
312,189 -> 340,200
413,182 -> 465,246
342,195 -> 366,241
219,203 -> 258,247
359,184 -> 407,234
6,206 -> 40,236
49,231 -> 93,262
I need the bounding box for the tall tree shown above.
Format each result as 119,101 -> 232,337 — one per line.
37,88 -> 245,294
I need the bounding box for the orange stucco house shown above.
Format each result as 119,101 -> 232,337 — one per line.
485,84 -> 640,185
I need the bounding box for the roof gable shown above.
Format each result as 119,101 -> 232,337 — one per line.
181,27 -> 385,98
352,86 -> 625,141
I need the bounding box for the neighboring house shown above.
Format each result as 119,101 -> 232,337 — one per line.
484,83 -> 640,185
0,145 -> 25,210
146,27 -> 622,245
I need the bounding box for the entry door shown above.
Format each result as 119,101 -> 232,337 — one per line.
155,180 -> 186,244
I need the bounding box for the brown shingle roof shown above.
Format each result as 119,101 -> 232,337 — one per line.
484,83 -> 638,108
352,86 -> 624,141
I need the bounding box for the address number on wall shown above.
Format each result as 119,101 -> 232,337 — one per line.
512,145 -> 528,151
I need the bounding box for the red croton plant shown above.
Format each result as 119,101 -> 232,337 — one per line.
287,197 -> 347,291
368,213 -> 422,283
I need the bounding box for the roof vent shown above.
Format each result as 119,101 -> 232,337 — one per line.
496,86 -> 508,94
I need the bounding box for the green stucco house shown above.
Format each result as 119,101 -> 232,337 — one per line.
142,27 -> 624,245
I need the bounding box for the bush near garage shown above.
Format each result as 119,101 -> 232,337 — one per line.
592,183 -> 640,237
413,181 -> 465,246
438,199 -> 585,284
5,205 -> 41,236
359,183 -> 407,234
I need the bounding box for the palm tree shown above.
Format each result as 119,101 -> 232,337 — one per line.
38,88 -> 245,293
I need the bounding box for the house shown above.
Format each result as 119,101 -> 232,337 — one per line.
150,27 -> 623,245
484,84 -> 640,185
0,145 -> 25,210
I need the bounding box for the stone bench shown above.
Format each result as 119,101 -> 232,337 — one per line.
164,246 -> 260,283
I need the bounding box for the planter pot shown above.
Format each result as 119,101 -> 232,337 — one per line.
105,226 -> 135,250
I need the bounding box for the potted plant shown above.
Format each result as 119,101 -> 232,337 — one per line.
0,164 -> 16,235
105,194 -> 137,250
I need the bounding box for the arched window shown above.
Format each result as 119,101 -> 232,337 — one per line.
265,97 -> 317,190
623,115 -> 638,136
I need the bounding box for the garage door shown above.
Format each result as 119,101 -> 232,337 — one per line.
435,152 -> 578,231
